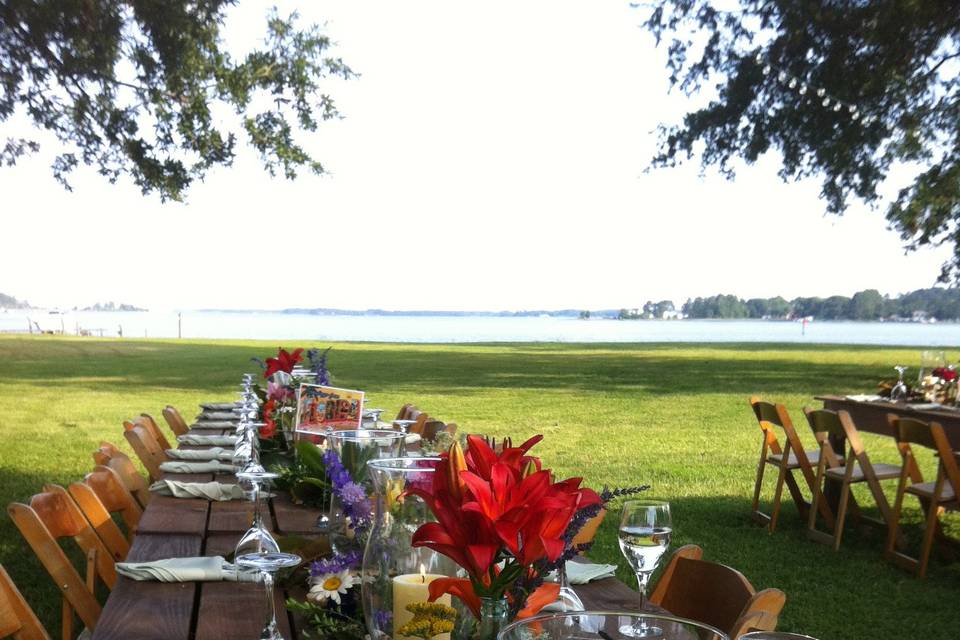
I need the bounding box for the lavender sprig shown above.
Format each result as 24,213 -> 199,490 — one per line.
307,347 -> 332,386
309,550 -> 362,577
322,448 -> 372,538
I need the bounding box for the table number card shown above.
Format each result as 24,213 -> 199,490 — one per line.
295,384 -> 364,434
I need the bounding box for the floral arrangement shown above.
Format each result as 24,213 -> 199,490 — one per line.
406,435 -> 602,625
322,448 -> 374,539
251,346 -> 334,443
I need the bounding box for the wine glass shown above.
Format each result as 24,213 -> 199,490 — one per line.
890,366 -> 908,401
234,470 -> 281,564
618,499 -> 672,638
236,551 -> 301,640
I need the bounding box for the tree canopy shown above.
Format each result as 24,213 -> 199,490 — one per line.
640,1 -> 960,280
0,1 -> 354,201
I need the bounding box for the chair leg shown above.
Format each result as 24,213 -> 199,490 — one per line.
918,497 -> 941,578
751,457 -> 766,515
770,463 -> 788,533
833,480 -> 852,551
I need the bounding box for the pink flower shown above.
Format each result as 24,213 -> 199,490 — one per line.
267,381 -> 295,402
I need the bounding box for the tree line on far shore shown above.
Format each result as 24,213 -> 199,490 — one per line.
618,288 -> 960,321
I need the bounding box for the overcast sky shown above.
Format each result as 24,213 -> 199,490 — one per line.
1,1 -> 950,311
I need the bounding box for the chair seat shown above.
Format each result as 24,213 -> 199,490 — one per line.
767,449 -> 838,469
826,462 -> 902,482
905,481 -> 957,503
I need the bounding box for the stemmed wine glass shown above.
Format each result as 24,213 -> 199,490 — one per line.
236,551 -> 301,640
234,469 -> 281,565
618,499 -> 672,638
890,366 -> 908,401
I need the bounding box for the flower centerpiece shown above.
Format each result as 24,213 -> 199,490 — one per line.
405,435 -> 602,639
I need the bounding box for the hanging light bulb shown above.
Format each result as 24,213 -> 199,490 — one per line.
799,84 -> 808,95
848,105 -> 858,114
833,102 -> 842,112
788,78 -> 798,89
816,88 -> 826,98
822,97 -> 831,107
755,53 -> 764,64
777,71 -> 788,82
762,65 -> 771,75
852,112 -> 860,121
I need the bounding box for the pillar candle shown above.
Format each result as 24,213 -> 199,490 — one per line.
392,570 -> 452,640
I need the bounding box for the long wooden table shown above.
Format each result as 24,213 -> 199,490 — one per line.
91,416 -> 648,639
817,395 -> 960,448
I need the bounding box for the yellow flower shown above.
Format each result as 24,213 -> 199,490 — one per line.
397,602 -> 458,639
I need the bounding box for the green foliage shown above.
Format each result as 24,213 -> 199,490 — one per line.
640,1 -> 960,280
285,598 -> 365,640
0,2 -> 354,200
271,440 -> 330,508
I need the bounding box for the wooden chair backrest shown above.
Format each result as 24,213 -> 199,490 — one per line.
139,413 -> 174,449
890,416 -> 960,491
82,465 -> 142,537
650,546 -> 772,636
749,397 -> 817,485
123,424 -> 168,483
92,443 -> 151,509
802,408 -> 846,468
421,420 -> 447,441
409,413 -> 430,436
124,415 -> 171,452
396,404 -> 416,421
8,487 -> 108,635
64,482 -> 129,562
162,405 -> 190,437
729,588 -> 787,637
0,563 -> 50,640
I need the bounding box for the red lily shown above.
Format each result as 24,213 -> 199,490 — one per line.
264,347 -> 304,378
260,399 -> 277,438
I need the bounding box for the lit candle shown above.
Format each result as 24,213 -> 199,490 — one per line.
392,564 -> 452,640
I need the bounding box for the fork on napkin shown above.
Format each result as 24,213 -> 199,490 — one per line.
116,556 -> 257,582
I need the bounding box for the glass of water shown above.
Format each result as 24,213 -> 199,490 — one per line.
618,499 -> 672,637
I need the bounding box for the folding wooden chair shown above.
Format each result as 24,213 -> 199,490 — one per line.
408,413 -> 430,436
650,544 -> 786,638
395,404 -> 417,421
8,485 -> 117,639
162,405 -> 190,437
749,397 -> 834,532
66,478 -> 131,562
92,443 -> 151,509
122,424 -> 169,483
885,416 -> 960,578
123,415 -> 172,452
79,465 -> 142,540
0,563 -> 50,640
804,408 -> 901,550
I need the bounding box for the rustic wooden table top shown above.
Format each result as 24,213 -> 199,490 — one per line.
91,414 -> 648,639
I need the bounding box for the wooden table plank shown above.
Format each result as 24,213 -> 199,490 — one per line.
136,494 -> 210,535
195,582 -> 293,640
208,499 -> 256,533
91,535 -> 201,640
272,492 -> 325,535
817,394 -> 960,447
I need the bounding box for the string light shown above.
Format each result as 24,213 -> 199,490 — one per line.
754,52 -> 875,127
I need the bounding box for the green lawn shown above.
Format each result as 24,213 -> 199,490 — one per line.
1,335 -> 958,638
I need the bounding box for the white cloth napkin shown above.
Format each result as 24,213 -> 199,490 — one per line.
547,560 -> 617,585
189,421 -> 238,430
159,460 -> 236,474
149,480 -> 246,501
178,434 -> 237,446
116,556 -> 257,582
165,447 -> 234,461
197,412 -> 238,421
404,433 -> 421,445
845,394 -> 884,402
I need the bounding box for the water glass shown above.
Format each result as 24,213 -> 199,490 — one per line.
618,500 -> 672,638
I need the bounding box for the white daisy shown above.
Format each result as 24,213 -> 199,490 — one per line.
307,570 -> 359,605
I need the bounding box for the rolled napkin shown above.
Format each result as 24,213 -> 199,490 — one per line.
197,412 -> 238,421
547,560 -> 617,585
845,394 -> 884,402
150,479 -> 246,501
178,434 -> 237,446
159,460 -> 236,474
189,421 -> 238,430
200,402 -> 239,411
404,433 -> 421,445
165,447 -> 234,462
116,556 -> 258,582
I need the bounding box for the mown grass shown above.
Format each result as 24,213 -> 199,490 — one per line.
0,335 -> 958,638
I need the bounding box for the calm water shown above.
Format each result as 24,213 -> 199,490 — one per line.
2,310 -> 959,345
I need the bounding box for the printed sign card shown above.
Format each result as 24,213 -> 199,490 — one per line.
295,384 -> 365,434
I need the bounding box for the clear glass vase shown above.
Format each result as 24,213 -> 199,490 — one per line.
326,430 -> 406,553
473,597 -> 510,640
362,457 -> 460,640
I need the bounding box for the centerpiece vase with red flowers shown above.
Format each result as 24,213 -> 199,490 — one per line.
404,435 -> 601,640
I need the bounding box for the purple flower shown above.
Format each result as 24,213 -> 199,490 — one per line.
375,609 -> 393,632
322,449 -> 372,536
310,550 -> 362,577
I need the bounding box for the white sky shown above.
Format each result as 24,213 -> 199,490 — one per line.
0,0 -> 950,312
